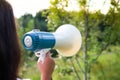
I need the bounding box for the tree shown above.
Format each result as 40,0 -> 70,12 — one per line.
18,14 -> 34,33
34,10 -> 49,31
47,0 -> 120,80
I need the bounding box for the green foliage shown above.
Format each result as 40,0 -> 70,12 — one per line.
47,0 -> 120,80
18,14 -> 34,33
48,0 -> 71,31
34,10 -> 48,31
91,46 -> 120,80
21,61 -> 40,80
16,0 -> 120,80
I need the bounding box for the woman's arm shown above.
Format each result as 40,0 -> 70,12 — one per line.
37,52 -> 55,80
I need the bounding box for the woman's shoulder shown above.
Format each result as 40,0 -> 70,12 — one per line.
17,78 -> 31,80
17,78 -> 21,80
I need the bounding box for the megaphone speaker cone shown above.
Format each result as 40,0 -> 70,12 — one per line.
53,24 -> 82,57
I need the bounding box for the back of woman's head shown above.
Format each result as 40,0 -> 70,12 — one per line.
0,0 -> 21,80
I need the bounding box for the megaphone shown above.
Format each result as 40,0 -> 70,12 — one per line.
22,24 -> 82,57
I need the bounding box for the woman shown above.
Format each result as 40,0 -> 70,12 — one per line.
0,0 -> 55,80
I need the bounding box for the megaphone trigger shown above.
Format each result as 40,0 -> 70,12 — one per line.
35,48 -> 51,63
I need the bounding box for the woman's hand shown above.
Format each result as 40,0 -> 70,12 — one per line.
37,52 -> 55,80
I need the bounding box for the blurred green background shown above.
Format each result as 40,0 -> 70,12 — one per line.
16,0 -> 120,80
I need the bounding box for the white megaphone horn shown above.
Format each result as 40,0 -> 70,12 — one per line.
53,24 -> 82,56
22,24 -> 82,57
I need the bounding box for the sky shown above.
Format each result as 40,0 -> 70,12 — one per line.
7,0 -> 110,18
7,0 -> 50,18
89,0 -> 110,14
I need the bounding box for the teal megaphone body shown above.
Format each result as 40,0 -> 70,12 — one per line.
22,30 -> 55,51
22,24 -> 82,57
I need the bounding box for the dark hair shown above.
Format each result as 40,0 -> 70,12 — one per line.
0,0 -> 21,80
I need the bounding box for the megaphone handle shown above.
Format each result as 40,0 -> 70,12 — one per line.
35,48 -> 51,63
